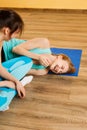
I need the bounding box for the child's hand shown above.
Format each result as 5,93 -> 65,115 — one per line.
39,54 -> 51,67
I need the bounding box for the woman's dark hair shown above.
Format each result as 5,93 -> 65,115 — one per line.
0,9 -> 24,34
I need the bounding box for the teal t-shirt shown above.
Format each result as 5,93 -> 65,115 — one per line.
3,38 -> 51,69
3,38 -> 26,60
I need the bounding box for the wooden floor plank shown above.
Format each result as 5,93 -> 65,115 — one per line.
0,9 -> 87,130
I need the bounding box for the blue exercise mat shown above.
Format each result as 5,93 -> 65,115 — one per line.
49,48 -> 82,76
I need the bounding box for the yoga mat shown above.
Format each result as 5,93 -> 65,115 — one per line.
49,48 -> 82,76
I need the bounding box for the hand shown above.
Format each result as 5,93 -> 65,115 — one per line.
2,80 -> 25,98
38,54 -> 51,67
15,80 -> 25,98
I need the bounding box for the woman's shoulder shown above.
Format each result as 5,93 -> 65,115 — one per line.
3,38 -> 26,45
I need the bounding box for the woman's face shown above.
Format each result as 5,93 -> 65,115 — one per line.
3,27 -> 20,41
50,56 -> 69,74
11,29 -> 20,38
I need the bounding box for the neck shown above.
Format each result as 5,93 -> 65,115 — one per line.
48,54 -> 57,65
0,33 -> 4,47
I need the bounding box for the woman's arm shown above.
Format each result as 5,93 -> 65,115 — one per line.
0,44 -> 25,98
0,48 -> 25,98
0,80 -> 15,89
12,38 -> 50,59
0,47 -> 19,84
14,38 -> 50,50
0,80 -> 25,98
0,47 -> 17,83
0,64 -> 26,98
0,63 -> 19,84
13,46 -> 40,60
12,38 -> 51,67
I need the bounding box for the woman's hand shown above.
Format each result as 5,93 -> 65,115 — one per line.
15,80 -> 25,98
0,80 -> 25,98
38,54 -> 51,67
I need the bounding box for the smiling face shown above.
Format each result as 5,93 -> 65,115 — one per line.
50,55 -> 69,74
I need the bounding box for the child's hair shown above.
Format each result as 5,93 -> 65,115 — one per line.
0,9 -> 24,34
58,53 -> 76,73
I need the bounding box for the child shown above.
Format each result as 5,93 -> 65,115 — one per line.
3,38 -> 76,75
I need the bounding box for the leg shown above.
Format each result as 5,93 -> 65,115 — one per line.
0,56 -> 33,111
2,56 -> 33,80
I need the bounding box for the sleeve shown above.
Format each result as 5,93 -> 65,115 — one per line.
3,38 -> 27,61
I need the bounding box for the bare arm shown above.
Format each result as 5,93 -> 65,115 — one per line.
0,47 -> 17,83
13,38 -> 50,50
0,64 -> 26,98
28,68 -> 49,76
12,38 -> 50,59
13,46 -> 40,60
0,80 -> 15,89
12,38 -> 51,66
0,47 -> 25,98
0,80 -> 25,98
0,63 -> 21,85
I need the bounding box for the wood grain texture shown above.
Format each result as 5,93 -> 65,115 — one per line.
0,0 -> 87,9
0,9 -> 87,130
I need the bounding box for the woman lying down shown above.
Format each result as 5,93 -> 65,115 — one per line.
3,38 -> 76,75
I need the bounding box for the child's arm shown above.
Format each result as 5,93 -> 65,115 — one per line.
28,68 -> 49,76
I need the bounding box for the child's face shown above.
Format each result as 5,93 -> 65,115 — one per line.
50,56 -> 69,74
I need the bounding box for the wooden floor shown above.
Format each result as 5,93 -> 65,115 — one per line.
0,9 -> 87,130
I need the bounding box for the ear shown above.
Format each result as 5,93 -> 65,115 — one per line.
2,27 -> 10,35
